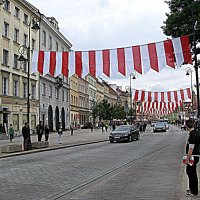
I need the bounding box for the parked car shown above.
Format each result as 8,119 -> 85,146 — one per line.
153,122 -> 167,132
109,125 -> 140,143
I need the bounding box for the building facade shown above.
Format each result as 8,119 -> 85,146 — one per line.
0,0 -> 41,133
39,16 -> 72,131
69,74 -> 79,126
78,77 -> 89,125
85,74 -> 97,122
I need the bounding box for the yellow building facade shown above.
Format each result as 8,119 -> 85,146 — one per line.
0,0 -> 40,133
69,74 -> 79,126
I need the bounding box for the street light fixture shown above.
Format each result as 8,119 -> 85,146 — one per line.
125,71 -> 136,124
18,10 -> 42,126
185,67 -> 193,112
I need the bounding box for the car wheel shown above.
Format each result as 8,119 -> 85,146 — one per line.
110,140 -> 114,143
136,133 -> 140,140
128,135 -> 132,142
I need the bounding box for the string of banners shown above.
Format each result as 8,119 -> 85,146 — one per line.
132,88 -> 191,103
31,35 -> 192,78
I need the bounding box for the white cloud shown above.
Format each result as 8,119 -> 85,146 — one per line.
28,0 -> 193,92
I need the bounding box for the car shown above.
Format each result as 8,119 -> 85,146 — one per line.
164,122 -> 169,130
151,121 -> 156,127
109,125 -> 140,143
153,122 -> 167,132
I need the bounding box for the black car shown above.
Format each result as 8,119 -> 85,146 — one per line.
109,125 -> 140,143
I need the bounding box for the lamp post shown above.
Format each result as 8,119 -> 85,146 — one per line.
125,72 -> 136,124
18,11 -> 42,125
185,67 -> 193,111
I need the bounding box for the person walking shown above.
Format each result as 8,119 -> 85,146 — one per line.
36,121 -> 43,141
8,124 -> 14,142
57,122 -> 63,144
22,123 -> 31,151
70,124 -> 74,136
185,119 -> 199,197
105,123 -> 108,132
90,123 -> 93,132
44,124 -> 49,141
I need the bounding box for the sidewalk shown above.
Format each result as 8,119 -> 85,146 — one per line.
0,128 -> 110,159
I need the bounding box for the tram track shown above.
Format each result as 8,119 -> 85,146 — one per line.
47,137 -> 186,200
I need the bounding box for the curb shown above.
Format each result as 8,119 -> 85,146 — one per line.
0,138 -> 109,159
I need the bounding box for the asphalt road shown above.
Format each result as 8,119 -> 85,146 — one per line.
0,125 -> 187,200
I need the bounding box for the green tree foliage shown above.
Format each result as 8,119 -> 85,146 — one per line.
162,0 -> 200,57
91,99 -> 126,121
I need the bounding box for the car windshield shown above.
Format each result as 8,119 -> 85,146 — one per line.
115,126 -> 130,131
155,123 -> 165,127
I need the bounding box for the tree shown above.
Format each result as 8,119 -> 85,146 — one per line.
98,99 -> 111,120
162,0 -> 200,56
110,103 -> 126,120
91,100 -> 100,124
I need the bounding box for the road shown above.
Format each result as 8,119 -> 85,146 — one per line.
0,125 -> 187,200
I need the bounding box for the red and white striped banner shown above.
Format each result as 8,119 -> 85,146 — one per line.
132,88 -> 191,103
31,35 -> 192,78
137,101 -> 183,113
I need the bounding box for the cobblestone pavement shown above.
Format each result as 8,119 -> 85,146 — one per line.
0,125 -> 190,200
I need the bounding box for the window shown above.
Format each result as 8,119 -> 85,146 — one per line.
49,85 -> 52,98
55,88 -> 59,99
62,90 -> 64,101
22,62 -> 27,72
24,14 -> 29,25
14,7 -> 20,18
14,28 -> 19,43
42,30 -> 46,46
13,80 -> 18,97
3,49 -> 9,66
23,82 -> 27,98
31,85 -> 36,100
2,78 -> 8,95
56,42 -> 58,51
3,22 -> 9,37
48,36 -> 52,50
14,54 -> 18,69
66,92 -> 69,102
71,95 -> 73,104
32,39 -> 35,50
42,83 -> 46,96
23,34 -> 28,47
4,0 -> 10,11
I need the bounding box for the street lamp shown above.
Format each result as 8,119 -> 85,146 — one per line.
125,72 -> 136,124
185,67 -> 193,111
18,11 -> 42,125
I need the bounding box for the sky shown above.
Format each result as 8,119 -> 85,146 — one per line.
28,0 -> 194,92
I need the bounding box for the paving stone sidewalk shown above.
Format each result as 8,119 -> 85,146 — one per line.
0,128 -> 110,158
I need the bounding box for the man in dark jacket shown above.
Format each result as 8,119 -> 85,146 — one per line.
36,121 -> 43,141
185,119 -> 199,197
22,123 -> 31,151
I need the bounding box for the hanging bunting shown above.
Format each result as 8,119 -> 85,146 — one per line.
132,88 -> 191,103
31,35 -> 192,78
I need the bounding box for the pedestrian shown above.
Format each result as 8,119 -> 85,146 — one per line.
105,123 -> 108,132
70,124 -> 74,136
90,123 -> 93,132
101,123 -> 105,134
44,124 -> 49,141
184,119 -> 199,197
112,123 -> 116,131
57,122 -> 63,144
36,121 -> 43,141
22,123 -> 31,151
8,124 -> 14,142
143,122 -> 147,132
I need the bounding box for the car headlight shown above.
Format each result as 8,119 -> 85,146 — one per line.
123,134 -> 128,137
